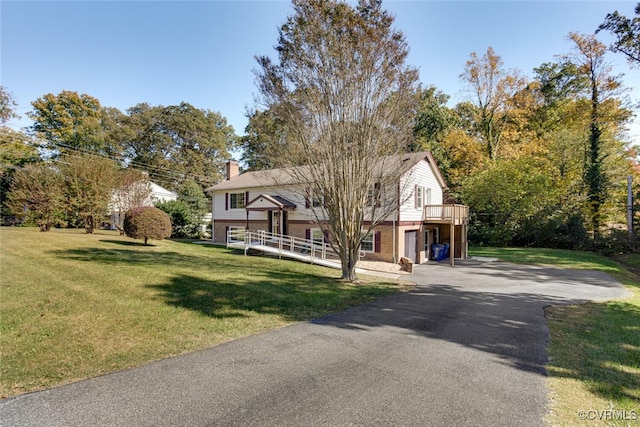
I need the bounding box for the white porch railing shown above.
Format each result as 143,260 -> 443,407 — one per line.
227,229 -> 362,265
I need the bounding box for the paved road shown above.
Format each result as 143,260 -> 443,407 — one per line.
0,261 -> 630,426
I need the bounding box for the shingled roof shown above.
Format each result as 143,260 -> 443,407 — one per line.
206,151 -> 447,192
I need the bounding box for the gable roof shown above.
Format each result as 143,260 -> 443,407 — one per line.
246,194 -> 297,211
150,181 -> 178,202
206,151 -> 447,192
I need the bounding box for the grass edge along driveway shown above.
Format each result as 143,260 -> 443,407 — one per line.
470,247 -> 639,427
0,228 -> 410,398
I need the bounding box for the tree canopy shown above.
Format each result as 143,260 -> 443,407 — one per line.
597,3 -> 640,67
125,102 -> 236,191
255,0 -> 420,280
28,91 -> 122,158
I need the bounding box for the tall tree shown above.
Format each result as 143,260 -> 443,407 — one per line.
178,179 -> 209,223
459,47 -> 528,160
462,156 -> 555,246
564,32 -> 631,235
125,102 -> 235,190
597,3 -> 640,67
0,86 -> 41,223
0,85 -> 18,124
7,164 -> 65,231
412,86 -> 456,180
241,108 -> 292,171
255,0 -> 420,281
28,91 -> 123,158
60,153 -> 119,233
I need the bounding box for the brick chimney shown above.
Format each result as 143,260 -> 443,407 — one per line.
225,160 -> 239,180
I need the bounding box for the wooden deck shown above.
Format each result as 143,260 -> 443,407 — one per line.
423,204 -> 469,225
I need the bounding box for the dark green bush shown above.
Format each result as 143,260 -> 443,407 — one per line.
123,206 -> 172,245
156,200 -> 201,239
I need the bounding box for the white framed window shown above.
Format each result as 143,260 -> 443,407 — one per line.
312,192 -> 323,207
415,185 -> 423,209
425,187 -> 432,206
229,192 -> 246,209
361,233 -> 375,253
311,228 -> 325,244
306,188 -> 323,208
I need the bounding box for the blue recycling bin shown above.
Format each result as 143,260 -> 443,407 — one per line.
443,243 -> 450,259
432,244 -> 446,261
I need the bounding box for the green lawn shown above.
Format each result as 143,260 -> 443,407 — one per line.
471,246 -> 640,427
0,228 -> 406,398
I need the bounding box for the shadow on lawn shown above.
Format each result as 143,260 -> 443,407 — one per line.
145,271 -> 394,322
99,239 -> 148,247
50,246 -> 251,270
49,246 -> 394,322
546,301 -> 640,406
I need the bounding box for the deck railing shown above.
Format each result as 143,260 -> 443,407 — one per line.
423,204 -> 469,225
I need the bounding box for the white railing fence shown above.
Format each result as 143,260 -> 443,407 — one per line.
227,229 -> 365,263
228,229 -> 363,264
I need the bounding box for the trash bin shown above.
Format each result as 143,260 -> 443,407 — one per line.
431,244 -> 445,261
443,243 -> 450,259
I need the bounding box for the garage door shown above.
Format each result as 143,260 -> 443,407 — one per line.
404,230 -> 417,263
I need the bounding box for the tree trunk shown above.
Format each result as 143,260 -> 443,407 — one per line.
340,244 -> 360,282
85,215 -> 95,234
587,78 -> 603,238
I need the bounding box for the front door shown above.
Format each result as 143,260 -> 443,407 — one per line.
271,211 -> 280,235
404,230 -> 417,263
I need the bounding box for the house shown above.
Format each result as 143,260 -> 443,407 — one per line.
206,152 -> 469,266
108,180 -> 178,231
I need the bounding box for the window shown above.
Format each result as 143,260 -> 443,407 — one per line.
306,188 -> 323,208
312,192 -> 323,207
361,233 -> 374,252
414,186 -> 432,209
229,192 -> 246,209
311,228 -> 325,244
415,185 -> 423,209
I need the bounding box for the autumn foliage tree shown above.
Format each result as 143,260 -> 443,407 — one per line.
7,164 -> 65,231
459,47 -> 529,161
59,153 -> 119,233
254,0 -> 420,281
563,32 -> 632,236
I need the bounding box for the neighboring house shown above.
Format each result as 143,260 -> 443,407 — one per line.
206,152 -> 469,265
108,180 -> 178,231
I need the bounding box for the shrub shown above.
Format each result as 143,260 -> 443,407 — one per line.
123,206 -> 172,245
156,200 -> 201,239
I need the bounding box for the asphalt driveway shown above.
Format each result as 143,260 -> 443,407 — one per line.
0,260 -> 631,426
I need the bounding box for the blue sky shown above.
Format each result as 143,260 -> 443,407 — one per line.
2,1 -> 638,143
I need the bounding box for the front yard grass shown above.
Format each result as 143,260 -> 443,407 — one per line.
0,227 -> 406,398
471,247 -> 640,427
